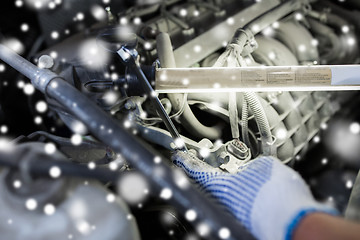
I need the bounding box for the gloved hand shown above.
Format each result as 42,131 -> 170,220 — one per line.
172,151 -> 338,240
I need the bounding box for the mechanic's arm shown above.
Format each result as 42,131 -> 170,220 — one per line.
173,151 -> 360,240
294,212 -> 360,240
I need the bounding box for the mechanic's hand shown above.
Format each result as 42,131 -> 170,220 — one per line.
172,151 -> 338,240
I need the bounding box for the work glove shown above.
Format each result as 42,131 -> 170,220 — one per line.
172,151 -> 338,240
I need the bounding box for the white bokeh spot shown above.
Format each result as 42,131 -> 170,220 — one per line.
185,209 -> 197,221
26,198 -> 38,210
71,134 -> 82,145
160,188 -> 172,200
44,203 -> 56,215
49,166 -> 61,178
118,173 -> 148,204
218,227 -> 231,239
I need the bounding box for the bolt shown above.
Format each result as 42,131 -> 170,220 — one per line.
125,100 -> 136,110
217,152 -> 229,164
38,55 -> 54,69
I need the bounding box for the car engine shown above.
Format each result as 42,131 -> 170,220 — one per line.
0,0 -> 360,239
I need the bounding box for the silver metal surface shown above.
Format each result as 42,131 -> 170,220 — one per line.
117,47 -> 187,151
173,0 -> 280,67
0,44 -> 57,93
155,65 -> 360,92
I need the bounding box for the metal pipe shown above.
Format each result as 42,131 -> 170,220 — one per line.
156,32 -> 222,139
227,0 -> 307,57
244,92 -> 274,156
0,44 -> 57,93
242,0 -> 306,36
0,44 -> 255,240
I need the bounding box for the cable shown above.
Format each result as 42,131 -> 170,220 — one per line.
241,93 -> 251,148
229,92 -> 240,139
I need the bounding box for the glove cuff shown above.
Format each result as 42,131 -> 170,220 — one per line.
285,207 -> 339,240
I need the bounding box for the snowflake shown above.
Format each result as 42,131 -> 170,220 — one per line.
36,101 -> 48,113
133,17 -> 141,25
197,223 -> 210,237
76,220 -> 91,235
88,162 -> 96,170
185,209 -> 197,221
193,45 -> 202,53
44,203 -> 56,215
118,173 -> 148,204
25,198 -> 38,210
0,125 -> 8,134
313,135 -> 320,143
342,25 -> 350,33
44,142 -> 56,154
199,147 -> 210,158
349,122 -> 360,134
34,116 -> 42,124
13,180 -> 22,189
275,128 -> 287,140
154,156 -> 161,164
346,180 -> 353,189
3,38 -> 24,54
15,0 -> 23,7
20,23 -> 29,32
76,12 -> 85,21
218,227 -> 231,239
71,134 -> 82,145
179,9 -> 187,17
106,193 -> 116,203
51,31 -> 59,39
226,17 -> 234,25
49,166 -> 61,178
160,188 -> 172,200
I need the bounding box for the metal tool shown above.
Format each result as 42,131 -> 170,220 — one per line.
117,46 -> 188,152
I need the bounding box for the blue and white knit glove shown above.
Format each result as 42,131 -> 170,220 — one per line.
172,151 -> 338,240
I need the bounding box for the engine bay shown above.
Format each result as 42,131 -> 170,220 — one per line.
0,0 -> 360,239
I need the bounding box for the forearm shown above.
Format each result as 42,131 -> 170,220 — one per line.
293,213 -> 360,240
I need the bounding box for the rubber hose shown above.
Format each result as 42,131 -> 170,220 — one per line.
229,92 -> 239,139
244,92 -> 273,155
241,94 -> 251,148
